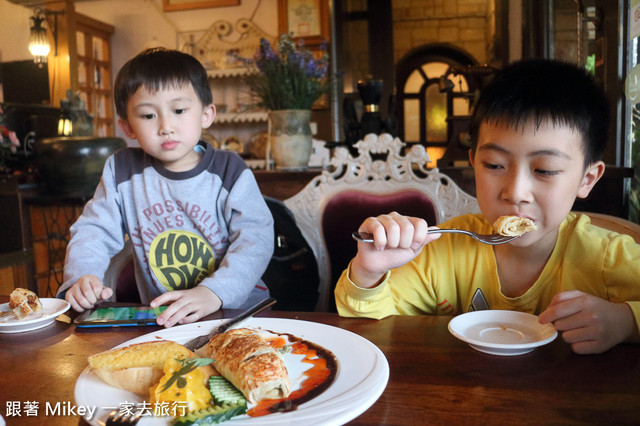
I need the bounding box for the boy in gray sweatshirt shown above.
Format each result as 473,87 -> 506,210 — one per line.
58,48 -> 274,327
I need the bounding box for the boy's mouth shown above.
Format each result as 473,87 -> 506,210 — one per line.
161,140 -> 179,150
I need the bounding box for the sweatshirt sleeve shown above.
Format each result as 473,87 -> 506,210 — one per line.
602,233 -> 640,342
334,263 -> 396,319
197,169 -> 274,308
57,156 -> 127,297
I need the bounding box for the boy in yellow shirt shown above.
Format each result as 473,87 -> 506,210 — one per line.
335,59 -> 640,354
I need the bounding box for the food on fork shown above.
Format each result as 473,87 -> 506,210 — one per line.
88,340 -> 217,396
492,215 -> 537,237
9,288 -> 42,319
199,328 -> 291,404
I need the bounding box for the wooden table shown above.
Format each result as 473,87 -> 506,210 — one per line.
252,168 -> 322,201
1,297 -> 639,425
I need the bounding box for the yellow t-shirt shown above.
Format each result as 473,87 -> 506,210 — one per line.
335,213 -> 640,332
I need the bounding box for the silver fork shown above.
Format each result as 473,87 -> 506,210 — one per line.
352,229 -> 520,245
105,406 -> 144,426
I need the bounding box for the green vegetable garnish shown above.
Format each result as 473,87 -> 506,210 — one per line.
209,376 -> 246,406
171,403 -> 246,425
160,357 -> 214,392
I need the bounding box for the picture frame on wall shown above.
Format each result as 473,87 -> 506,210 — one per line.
163,0 -> 240,12
278,0 -> 330,110
278,0 -> 329,47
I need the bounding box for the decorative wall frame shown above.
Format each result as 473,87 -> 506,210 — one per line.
191,19 -> 275,70
278,0 -> 329,47
163,0 -> 240,12
176,30 -> 207,55
277,0 -> 330,109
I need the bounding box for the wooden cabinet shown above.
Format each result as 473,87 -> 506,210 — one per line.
46,2 -> 115,136
0,182 -> 84,297
74,13 -> 115,137
0,176 -> 32,295
27,201 -> 84,297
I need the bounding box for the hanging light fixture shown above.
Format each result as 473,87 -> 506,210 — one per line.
28,9 -> 50,65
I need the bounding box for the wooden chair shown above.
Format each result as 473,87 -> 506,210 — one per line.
578,211 -> 640,244
284,133 -> 480,311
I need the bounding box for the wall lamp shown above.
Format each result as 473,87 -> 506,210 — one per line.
58,107 -> 73,136
28,8 -> 64,66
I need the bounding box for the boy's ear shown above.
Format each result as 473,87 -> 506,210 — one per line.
201,104 -> 216,128
577,161 -> 605,199
117,118 -> 136,139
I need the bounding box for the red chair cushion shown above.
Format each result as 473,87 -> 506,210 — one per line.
115,259 -> 140,303
321,190 -> 437,311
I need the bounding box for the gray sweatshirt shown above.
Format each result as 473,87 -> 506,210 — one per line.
58,142 -> 274,308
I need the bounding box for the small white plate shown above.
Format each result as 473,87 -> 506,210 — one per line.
0,298 -> 71,333
448,310 -> 557,356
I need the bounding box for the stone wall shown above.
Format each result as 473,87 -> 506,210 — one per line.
392,0 -> 496,65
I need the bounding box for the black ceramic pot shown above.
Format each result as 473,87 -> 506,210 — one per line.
357,78 -> 384,135
357,78 -> 384,106
35,136 -> 126,197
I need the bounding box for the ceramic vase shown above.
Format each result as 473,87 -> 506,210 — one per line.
268,109 -> 312,170
35,136 -> 126,197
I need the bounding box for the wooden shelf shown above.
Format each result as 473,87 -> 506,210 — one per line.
207,66 -> 267,154
215,112 -> 268,124
206,68 -> 256,78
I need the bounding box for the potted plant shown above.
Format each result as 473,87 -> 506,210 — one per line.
240,34 -> 329,170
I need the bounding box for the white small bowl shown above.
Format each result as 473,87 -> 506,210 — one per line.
448,310 -> 558,356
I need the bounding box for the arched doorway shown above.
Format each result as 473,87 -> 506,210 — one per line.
396,44 -> 482,167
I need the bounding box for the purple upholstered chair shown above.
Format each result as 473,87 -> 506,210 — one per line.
285,133 -> 479,311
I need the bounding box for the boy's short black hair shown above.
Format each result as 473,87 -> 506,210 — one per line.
469,59 -> 609,167
114,47 -> 212,119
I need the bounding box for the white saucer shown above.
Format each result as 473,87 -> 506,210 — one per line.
448,310 -> 557,356
0,298 -> 71,333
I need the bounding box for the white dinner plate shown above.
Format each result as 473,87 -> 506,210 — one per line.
75,317 -> 389,426
448,310 -> 558,356
0,298 -> 70,333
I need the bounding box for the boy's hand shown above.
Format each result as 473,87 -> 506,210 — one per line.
350,212 -> 441,288
66,275 -> 113,312
151,286 -> 222,328
538,290 -> 636,354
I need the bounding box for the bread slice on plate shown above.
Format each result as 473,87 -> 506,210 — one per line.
88,340 -> 217,396
9,288 -> 42,319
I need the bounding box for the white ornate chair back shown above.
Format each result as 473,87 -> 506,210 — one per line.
284,133 -> 480,311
